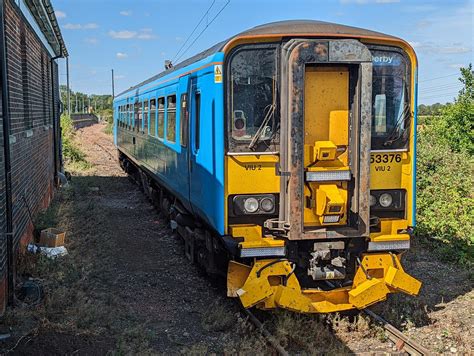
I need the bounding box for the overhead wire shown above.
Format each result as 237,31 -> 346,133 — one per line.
171,0 -> 216,63
418,73 -> 459,82
174,0 -> 231,64
419,84 -> 462,94
419,92 -> 459,100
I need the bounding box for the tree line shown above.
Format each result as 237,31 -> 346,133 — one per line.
60,85 -> 113,118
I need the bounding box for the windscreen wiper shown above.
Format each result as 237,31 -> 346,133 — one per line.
248,104 -> 276,150
382,103 -> 411,147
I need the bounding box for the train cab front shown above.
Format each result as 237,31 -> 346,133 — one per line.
224,35 -> 421,313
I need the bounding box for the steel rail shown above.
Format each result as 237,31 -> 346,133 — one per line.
241,307 -> 289,356
363,309 -> 432,355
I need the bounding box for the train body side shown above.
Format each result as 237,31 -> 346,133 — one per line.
113,52 -> 225,234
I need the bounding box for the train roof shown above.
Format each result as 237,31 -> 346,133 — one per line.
116,20 -> 401,98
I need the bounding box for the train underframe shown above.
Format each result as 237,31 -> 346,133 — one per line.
119,151 -> 421,314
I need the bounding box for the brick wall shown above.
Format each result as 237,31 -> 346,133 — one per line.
0,0 -> 60,313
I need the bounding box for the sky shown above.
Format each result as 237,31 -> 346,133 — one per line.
52,0 -> 473,104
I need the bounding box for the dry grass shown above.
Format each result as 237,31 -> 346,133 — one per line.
0,176 -> 152,353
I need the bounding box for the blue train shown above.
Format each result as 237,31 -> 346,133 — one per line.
113,20 -> 421,313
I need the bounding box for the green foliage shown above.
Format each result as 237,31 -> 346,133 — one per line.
61,114 -> 91,170
417,102 -> 447,117
60,85 -> 113,117
416,65 -> 474,265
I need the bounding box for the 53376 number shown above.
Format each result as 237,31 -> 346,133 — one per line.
370,153 -> 402,164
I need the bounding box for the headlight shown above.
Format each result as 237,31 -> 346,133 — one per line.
260,197 -> 274,212
231,194 -> 277,215
370,195 -> 377,207
379,193 -> 393,208
244,197 -> 259,213
370,190 -> 406,216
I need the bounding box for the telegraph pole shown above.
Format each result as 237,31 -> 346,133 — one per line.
111,69 -> 115,99
66,56 -> 71,114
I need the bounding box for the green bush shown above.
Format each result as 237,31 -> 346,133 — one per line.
61,114 -> 91,170
416,65 -> 474,265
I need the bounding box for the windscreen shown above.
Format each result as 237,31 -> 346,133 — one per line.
228,46 -> 279,152
371,50 -> 410,150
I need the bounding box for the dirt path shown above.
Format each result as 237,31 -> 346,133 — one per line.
1,123 -> 471,355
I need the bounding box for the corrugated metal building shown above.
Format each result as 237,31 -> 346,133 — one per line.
0,0 -> 67,313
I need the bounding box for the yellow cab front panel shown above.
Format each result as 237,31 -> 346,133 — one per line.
223,22 -> 421,313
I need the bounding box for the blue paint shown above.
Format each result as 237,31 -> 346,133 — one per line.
113,52 -> 225,235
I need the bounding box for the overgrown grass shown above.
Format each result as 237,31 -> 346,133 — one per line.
61,114 -> 92,171
415,65 -> 474,266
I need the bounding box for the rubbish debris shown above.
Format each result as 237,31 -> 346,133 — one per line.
27,243 -> 40,254
17,279 -> 43,305
27,243 -> 68,259
40,246 -> 68,259
39,228 -> 66,247
0,333 -> 11,341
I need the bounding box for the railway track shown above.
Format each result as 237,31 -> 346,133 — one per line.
242,306 -> 431,355
241,307 -> 289,356
363,309 -> 431,355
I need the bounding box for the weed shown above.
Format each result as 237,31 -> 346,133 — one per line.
61,114 -> 93,171
201,301 -> 235,332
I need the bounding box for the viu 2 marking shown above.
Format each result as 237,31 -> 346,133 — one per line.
245,164 -> 262,171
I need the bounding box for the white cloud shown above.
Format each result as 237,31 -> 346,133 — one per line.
116,52 -> 128,59
109,29 -> 157,40
120,10 -> 132,16
55,10 -> 66,19
448,63 -> 466,69
83,23 -> 98,29
414,41 -> 471,55
109,30 -> 137,39
137,30 -> 156,40
408,41 -> 421,48
63,23 -> 98,30
84,37 -> 99,45
114,75 -> 125,80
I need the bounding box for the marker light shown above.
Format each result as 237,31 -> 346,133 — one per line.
305,170 -> 351,182
368,240 -> 410,251
370,195 -> 377,207
379,193 -> 393,207
240,247 -> 286,258
243,197 -> 259,213
323,215 -> 340,224
260,197 -> 274,212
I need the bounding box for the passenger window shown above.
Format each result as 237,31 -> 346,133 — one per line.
195,92 -> 201,150
138,102 -> 144,133
180,94 -> 188,147
128,104 -> 132,129
134,102 -> 140,132
158,98 -> 165,138
167,95 -> 176,143
149,99 -> 156,136
143,100 -> 149,133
